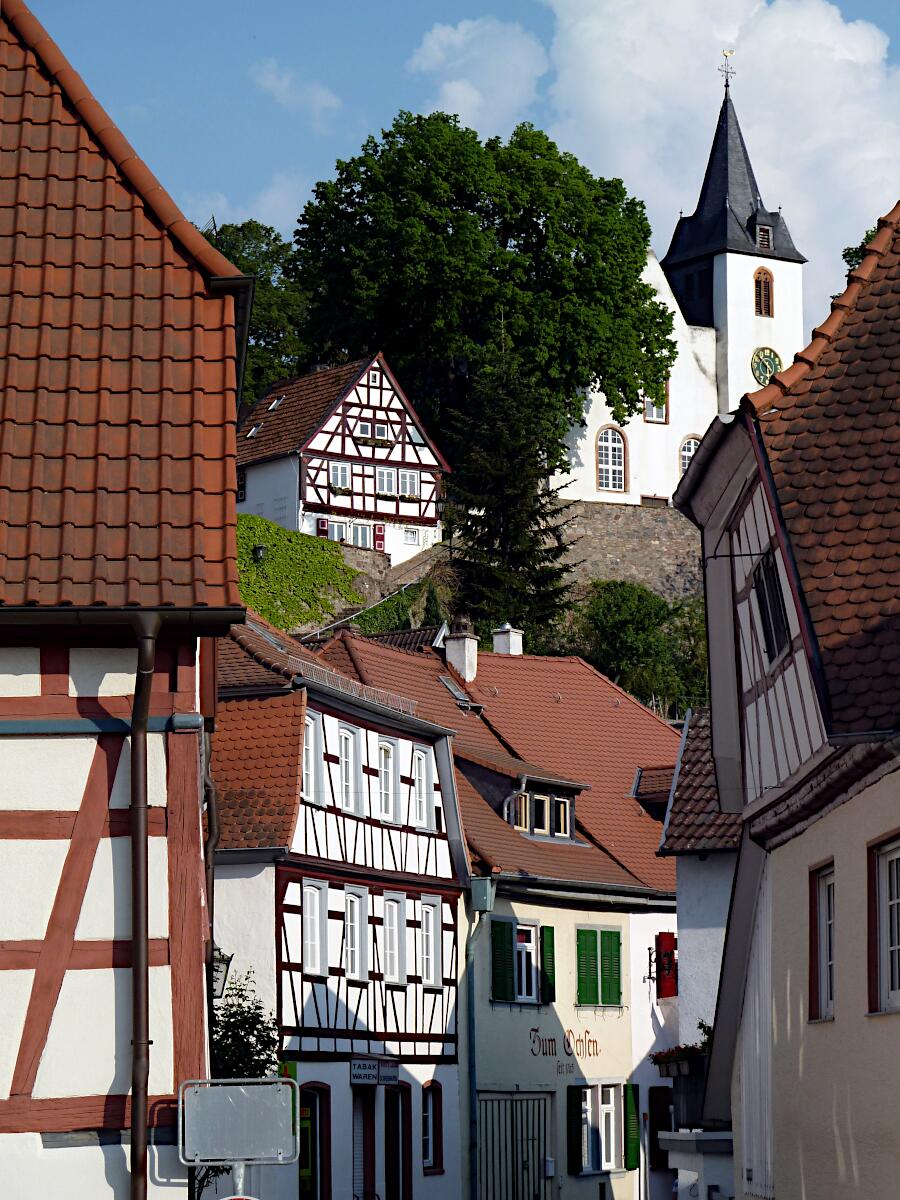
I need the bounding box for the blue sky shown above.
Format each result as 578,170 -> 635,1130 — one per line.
26,0 -> 900,324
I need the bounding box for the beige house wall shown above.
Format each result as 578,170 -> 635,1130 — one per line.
732,767 -> 900,1199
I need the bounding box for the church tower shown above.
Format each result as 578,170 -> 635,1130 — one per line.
661,77 -> 805,412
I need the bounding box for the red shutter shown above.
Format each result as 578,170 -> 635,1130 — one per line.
374,523 -> 385,552
655,932 -> 678,999
316,517 -> 328,538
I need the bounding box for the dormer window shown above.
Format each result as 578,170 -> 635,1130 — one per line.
755,268 -> 774,317
510,791 -> 572,838
552,798 -> 570,838
756,225 -> 772,251
513,793 -> 529,831
753,549 -> 790,663
532,794 -> 550,835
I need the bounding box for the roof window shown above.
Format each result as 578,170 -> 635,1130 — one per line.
268,394 -> 285,411
246,424 -> 261,439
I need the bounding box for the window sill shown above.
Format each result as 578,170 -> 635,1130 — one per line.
807,1015 -> 834,1024
423,1167 -> 445,1177
575,1004 -> 624,1011
866,1007 -> 900,1018
385,980 -> 407,991
490,1000 -> 547,1010
422,984 -> 443,994
346,978 -> 369,988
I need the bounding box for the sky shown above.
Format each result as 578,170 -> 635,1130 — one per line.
26,0 -> 900,329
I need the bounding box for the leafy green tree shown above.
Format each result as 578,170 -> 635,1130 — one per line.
293,112 -> 675,469
571,580 -> 707,717
204,219 -> 307,406
210,970 -> 279,1079
842,226 -> 877,274
447,343 -> 573,639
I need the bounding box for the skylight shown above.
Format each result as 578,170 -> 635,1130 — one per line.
246,424 -> 261,438
268,394 -> 285,411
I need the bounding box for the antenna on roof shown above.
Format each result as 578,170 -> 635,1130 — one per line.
199,214 -> 219,241
719,49 -> 736,90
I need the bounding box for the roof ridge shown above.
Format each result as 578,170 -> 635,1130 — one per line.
3,0 -> 244,285
257,357 -> 373,401
745,200 -> 900,418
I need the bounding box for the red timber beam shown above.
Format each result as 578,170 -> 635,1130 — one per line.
0,1094 -> 177,1135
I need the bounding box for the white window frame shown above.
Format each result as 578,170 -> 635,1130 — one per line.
375,421 -> 389,440
412,748 -> 430,828
302,880 -> 328,978
339,726 -> 359,813
420,897 -> 442,987
382,892 -> 407,985
377,466 -> 396,494
513,793 -> 529,831
399,469 -> 420,497
378,739 -> 398,822
680,436 -> 700,477
553,797 -> 570,838
327,520 -> 347,542
515,924 -> 538,1003
532,794 -> 550,836
643,396 -> 666,424
358,419 -> 372,439
879,841 -> 900,1011
344,887 -> 369,981
597,427 -> 626,492
369,369 -> 380,386
302,713 -> 324,805
404,527 -> 420,545
578,1082 -> 623,1175
817,866 -> 835,1018
351,523 -> 371,549
329,461 -> 349,489
422,1085 -> 435,1168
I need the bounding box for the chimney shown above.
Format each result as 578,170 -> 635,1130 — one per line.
445,616 -> 478,682
492,623 -> 523,656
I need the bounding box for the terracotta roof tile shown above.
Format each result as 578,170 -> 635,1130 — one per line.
364,626 -> 443,653
238,359 -> 369,466
0,2 -> 246,612
212,691 -> 305,850
659,708 -> 742,855
748,201 -> 900,734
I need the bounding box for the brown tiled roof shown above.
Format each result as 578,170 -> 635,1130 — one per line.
747,202 -> 900,735
237,359 -> 368,466
319,633 -> 677,892
659,709 -> 742,854
364,626 -> 443,653
212,691 -> 305,850
633,766 -> 675,802
219,612 -> 321,693
0,2 -> 247,612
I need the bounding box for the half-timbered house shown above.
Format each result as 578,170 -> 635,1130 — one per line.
237,356 -> 448,565
673,202 -> 900,1200
212,614 -> 466,1200
0,3 -> 248,1194
319,621 -> 682,1200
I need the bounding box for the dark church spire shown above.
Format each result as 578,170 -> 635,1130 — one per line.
661,83 -> 805,325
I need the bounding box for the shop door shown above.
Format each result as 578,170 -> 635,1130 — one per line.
352,1088 -> 376,1200
298,1090 -> 319,1200
478,1093 -> 551,1200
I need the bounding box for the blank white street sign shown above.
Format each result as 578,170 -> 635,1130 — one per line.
178,1078 -> 300,1167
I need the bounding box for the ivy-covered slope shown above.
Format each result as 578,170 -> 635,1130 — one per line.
236,514 -> 362,631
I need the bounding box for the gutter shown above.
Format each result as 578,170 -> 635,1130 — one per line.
130,614 -> 160,1200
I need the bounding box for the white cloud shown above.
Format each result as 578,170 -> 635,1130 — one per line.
250,58 -> 341,131
541,0 -> 900,327
408,17 -> 549,136
184,168 -> 308,239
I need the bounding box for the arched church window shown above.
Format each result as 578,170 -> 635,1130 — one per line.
597,427 -> 627,492
680,436 -> 701,476
755,268 -> 774,317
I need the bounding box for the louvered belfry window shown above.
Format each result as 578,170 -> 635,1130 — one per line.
755,267 -> 774,317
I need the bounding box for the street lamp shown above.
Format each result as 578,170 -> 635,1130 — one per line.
211,944 -> 234,999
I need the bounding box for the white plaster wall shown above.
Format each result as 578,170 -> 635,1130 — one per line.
0,737 -> 98,809
675,854 -> 736,1046
75,836 -> 169,939
34,966 -> 174,1097
629,910 -> 678,1200
69,647 -> 138,696
0,646 -> 40,695
109,734 -> 168,807
0,840 -> 69,937
214,862 -> 278,1014
713,254 -> 804,413
0,1134 -> 188,1196
239,455 -> 300,529
298,509 -> 440,566
559,253 -> 719,506
0,971 -> 36,1099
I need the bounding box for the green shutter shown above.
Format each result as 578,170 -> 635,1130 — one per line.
600,929 -> 622,1006
566,1086 -> 584,1175
491,919 -> 514,1002
623,1083 -> 640,1171
540,926 -> 556,1004
576,928 -> 598,1005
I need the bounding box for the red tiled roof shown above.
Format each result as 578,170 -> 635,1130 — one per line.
659,709 -> 741,855
237,358 -> 368,466
320,633 -> 677,892
364,626 -> 443,653
0,2 -> 247,612
747,202 -> 900,735
633,766 -> 675,802
212,691 -> 305,850
219,612 -> 321,692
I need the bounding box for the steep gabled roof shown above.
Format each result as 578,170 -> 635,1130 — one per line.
237,358 -> 368,466
659,708 -> 741,855
745,202 -> 900,736
0,1 -> 249,614
662,88 -> 804,270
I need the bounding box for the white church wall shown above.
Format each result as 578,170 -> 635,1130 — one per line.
560,253 -> 718,506
714,253 -> 804,412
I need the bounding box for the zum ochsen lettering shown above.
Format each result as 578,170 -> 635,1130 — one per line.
530,1027 -> 600,1059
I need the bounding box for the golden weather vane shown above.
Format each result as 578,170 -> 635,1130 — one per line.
719,48 -> 736,88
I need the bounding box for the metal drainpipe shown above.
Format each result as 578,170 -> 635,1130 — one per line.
130,614 -> 160,1200
466,908 -> 488,1200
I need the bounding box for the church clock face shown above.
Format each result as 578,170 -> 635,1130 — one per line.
751,346 -> 783,386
